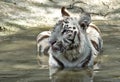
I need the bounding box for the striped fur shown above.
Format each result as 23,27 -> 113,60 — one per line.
87,24 -> 103,55
37,31 -> 51,56
36,7 -> 103,68
36,24 -> 103,56
36,24 -> 103,68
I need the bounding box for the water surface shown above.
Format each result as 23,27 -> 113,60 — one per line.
0,20 -> 120,82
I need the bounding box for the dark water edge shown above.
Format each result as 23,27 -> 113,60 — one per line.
0,20 -> 120,82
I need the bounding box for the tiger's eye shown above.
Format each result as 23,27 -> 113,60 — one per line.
73,27 -> 76,29
64,21 -> 69,23
64,25 -> 68,28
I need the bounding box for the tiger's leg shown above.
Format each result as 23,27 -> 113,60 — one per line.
49,53 -> 62,67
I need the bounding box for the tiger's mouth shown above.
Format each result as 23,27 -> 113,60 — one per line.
50,31 -> 77,52
51,40 -> 79,53
50,41 -> 65,52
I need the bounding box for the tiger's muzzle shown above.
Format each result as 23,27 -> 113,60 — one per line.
50,41 -> 65,52
49,30 -> 77,52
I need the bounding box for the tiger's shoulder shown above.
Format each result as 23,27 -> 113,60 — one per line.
87,23 -> 101,34
87,23 -> 103,55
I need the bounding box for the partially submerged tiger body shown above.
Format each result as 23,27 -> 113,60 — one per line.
36,7 -> 103,68
37,31 -> 50,56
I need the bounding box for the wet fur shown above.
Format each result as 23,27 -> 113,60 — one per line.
36,7 -> 103,68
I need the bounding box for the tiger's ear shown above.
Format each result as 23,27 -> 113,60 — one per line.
61,7 -> 70,17
79,13 -> 91,30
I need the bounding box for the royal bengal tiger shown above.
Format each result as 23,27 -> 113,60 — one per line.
37,7 -> 103,68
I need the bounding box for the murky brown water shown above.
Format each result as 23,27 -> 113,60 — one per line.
0,20 -> 120,82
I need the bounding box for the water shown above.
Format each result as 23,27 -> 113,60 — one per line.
0,21 -> 120,82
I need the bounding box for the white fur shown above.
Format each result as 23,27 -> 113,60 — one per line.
37,31 -> 51,55
49,17 -> 95,68
37,17 -> 103,68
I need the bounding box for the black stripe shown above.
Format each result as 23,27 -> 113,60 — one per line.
98,38 -> 103,53
91,40 -> 99,51
77,32 -> 81,42
81,50 -> 92,67
37,35 -> 49,43
63,38 -> 71,44
53,56 -> 64,68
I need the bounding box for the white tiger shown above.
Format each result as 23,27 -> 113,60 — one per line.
37,7 -> 103,68
37,31 -> 51,56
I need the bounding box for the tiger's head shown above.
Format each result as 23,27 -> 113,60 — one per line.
49,7 -> 91,55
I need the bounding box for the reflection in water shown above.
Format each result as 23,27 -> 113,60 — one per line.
49,67 -> 94,82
